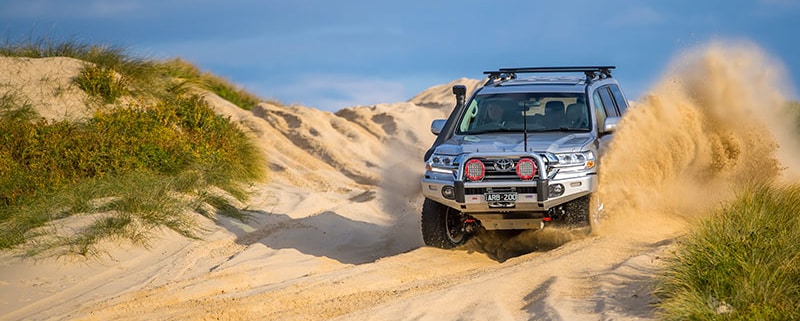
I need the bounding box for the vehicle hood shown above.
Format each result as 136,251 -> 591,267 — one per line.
434,132 -> 595,155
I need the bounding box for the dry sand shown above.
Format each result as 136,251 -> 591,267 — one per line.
0,57 -> 94,121
1,40 -> 797,320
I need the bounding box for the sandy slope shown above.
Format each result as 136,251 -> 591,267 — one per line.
1,40 -> 798,321
0,57 -> 93,121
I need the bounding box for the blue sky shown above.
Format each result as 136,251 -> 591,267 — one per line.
2,0 -> 798,112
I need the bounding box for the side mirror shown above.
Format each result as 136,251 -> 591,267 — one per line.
602,116 -> 621,134
430,119 -> 447,135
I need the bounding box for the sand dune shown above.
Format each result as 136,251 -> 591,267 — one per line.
1,41 -> 797,320
0,57 -> 93,121
0,60 -> 469,320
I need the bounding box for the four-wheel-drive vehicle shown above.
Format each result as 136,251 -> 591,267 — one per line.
421,66 -> 630,248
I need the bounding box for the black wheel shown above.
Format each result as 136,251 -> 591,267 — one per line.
421,198 -> 469,249
552,195 -> 591,227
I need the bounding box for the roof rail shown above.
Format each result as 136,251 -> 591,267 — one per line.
483,66 -> 616,85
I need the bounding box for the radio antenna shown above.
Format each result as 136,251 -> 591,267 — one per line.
523,105 -> 528,151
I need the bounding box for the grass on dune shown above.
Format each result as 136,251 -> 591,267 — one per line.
656,101 -> 800,320
0,37 -> 268,256
656,184 -> 800,320
1,36 -> 270,110
159,58 -> 268,110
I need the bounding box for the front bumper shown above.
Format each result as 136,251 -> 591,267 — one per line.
421,172 -> 597,213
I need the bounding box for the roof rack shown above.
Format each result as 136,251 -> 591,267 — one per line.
482,66 -> 616,85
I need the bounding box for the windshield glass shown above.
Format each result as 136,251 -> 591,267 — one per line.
456,92 -> 590,135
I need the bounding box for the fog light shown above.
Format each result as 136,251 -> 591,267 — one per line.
516,158 -> 537,180
548,184 -> 564,197
442,186 -> 456,199
465,159 -> 485,181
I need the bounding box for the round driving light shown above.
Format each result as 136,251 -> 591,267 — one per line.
464,159 -> 485,181
549,183 -> 565,197
516,158 -> 537,180
441,186 -> 456,199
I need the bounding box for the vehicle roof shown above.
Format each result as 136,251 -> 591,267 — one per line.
476,76 -> 597,94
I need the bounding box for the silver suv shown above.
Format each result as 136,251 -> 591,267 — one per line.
421,66 -> 629,248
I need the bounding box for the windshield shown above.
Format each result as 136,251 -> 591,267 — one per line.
456,92 -> 590,135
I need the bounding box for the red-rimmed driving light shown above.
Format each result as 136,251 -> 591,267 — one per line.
516,158 -> 537,180
464,159 -> 485,181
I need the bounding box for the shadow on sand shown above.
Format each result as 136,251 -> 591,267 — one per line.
224,209 -> 419,265
218,205 -> 590,265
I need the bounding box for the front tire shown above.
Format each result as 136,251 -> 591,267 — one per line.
421,199 -> 469,249
553,195 -> 591,227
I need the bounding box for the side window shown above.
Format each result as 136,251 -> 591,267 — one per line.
609,85 -> 629,114
597,86 -> 620,117
592,90 -> 607,130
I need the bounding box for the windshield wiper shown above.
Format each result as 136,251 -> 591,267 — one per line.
529,127 -> 590,133
463,128 -> 523,135
559,127 -> 591,131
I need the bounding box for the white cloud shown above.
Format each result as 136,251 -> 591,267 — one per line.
262,74 -> 410,112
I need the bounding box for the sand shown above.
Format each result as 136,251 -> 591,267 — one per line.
1,40 -> 797,320
0,56 -> 94,121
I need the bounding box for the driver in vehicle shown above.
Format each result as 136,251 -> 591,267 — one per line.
542,101 -> 565,129
484,101 -> 506,126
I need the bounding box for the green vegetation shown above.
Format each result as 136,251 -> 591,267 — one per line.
160,58 -> 265,110
1,38 -> 168,102
657,184 -> 800,320
0,38 -> 152,79
0,38 -> 267,255
74,65 -> 128,103
1,37 -> 267,110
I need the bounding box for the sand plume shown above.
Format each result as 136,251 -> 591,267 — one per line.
594,41 -> 797,237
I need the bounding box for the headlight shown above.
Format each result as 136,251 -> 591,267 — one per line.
553,151 -> 595,169
426,154 -> 459,173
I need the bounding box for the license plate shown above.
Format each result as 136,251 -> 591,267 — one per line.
485,192 -> 517,202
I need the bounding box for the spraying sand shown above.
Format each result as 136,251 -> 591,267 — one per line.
0,41 -> 797,320
595,41 -> 793,238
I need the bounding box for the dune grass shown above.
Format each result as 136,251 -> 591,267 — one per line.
656,184 -> 800,320
0,92 -> 266,255
160,58 -> 266,110
74,64 -> 129,103
0,37 -> 152,78
0,38 -> 267,255
1,37 -> 267,110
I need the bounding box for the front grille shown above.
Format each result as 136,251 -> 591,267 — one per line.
465,188 -> 486,195
516,186 -> 537,194
465,157 -> 542,181
464,186 -> 538,195
483,158 -> 523,180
